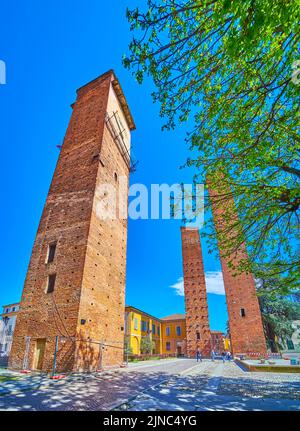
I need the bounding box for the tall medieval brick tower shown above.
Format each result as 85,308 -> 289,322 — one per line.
9,70 -> 135,372
181,227 -> 211,357
209,187 -> 267,356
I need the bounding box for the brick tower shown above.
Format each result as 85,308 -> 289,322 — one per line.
9,70 -> 135,372
181,227 -> 211,357
209,186 -> 267,356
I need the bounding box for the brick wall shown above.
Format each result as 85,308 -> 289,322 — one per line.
209,186 -> 267,356
181,227 -> 211,357
9,71 -> 135,372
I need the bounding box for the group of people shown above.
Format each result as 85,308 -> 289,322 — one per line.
196,348 -> 232,363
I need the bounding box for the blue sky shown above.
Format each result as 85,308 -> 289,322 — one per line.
0,1 -> 228,331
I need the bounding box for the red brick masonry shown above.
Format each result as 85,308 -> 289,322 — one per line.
9,71 -> 135,372
181,227 -> 211,357
209,187 -> 267,356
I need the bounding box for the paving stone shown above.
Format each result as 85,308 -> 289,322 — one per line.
1,359 -> 299,411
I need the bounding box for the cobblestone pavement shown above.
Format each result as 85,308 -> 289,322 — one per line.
218,361 -> 300,400
0,359 -> 299,411
0,359 -> 196,411
0,369 -> 51,396
116,361 -> 300,411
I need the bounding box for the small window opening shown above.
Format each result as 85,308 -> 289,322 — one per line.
240,308 -> 246,317
46,274 -> 56,293
47,243 -> 57,263
196,331 -> 201,340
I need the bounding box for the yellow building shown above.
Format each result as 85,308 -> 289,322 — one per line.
223,337 -> 231,351
125,306 -> 230,357
125,307 -> 186,356
161,314 -> 186,356
125,306 -> 162,355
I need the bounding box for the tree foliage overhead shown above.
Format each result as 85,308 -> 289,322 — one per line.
124,0 -> 300,291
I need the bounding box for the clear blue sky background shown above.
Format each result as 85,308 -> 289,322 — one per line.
0,1 -> 228,331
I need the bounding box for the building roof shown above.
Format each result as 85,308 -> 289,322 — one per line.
125,305 -> 161,322
125,306 -> 225,332
2,302 -> 19,309
76,70 -> 136,131
161,313 -> 186,321
111,76 -> 136,131
1,305 -> 19,318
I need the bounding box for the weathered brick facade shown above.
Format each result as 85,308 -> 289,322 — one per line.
9,70 -> 135,372
181,227 -> 211,357
209,187 -> 267,356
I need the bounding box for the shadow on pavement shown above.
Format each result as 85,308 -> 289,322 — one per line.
1,362 -> 300,411
0,369 -> 171,411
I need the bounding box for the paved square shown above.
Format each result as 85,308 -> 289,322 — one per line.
0,359 -> 299,411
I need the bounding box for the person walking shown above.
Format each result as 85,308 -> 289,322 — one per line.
211,349 -> 216,362
196,348 -> 202,363
221,351 -> 226,363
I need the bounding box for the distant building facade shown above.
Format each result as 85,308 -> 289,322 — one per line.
223,335 -> 231,352
161,314 -> 187,356
283,320 -> 300,351
125,306 -> 162,355
125,306 -> 226,357
0,303 -> 20,356
210,330 -> 224,353
290,321 -> 300,351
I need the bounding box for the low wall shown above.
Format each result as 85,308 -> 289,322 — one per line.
235,358 -> 300,373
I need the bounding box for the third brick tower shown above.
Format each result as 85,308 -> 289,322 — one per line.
209,186 -> 267,356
